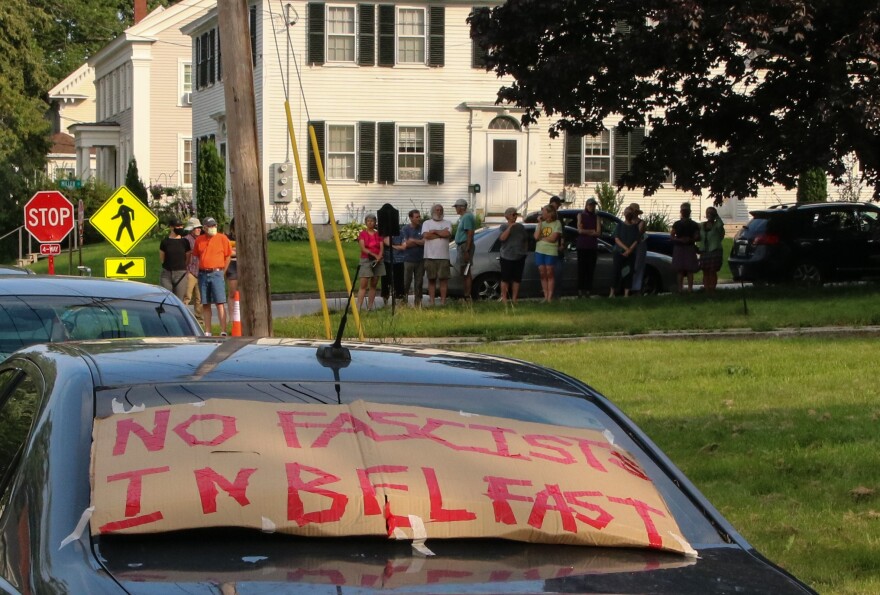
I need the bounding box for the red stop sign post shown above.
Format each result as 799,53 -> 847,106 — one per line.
24,191 -> 74,275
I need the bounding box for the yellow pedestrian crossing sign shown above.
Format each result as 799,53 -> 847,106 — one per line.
90,186 -> 158,254
104,257 -> 147,279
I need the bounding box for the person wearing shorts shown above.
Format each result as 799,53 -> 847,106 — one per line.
356,214 -> 385,311
421,203 -> 452,306
534,204 -> 562,302
499,207 -> 527,303
453,198 -> 476,298
192,217 -> 232,336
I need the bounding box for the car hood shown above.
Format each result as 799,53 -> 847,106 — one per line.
98,536 -> 814,594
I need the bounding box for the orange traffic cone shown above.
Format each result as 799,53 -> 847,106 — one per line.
230,291 -> 242,336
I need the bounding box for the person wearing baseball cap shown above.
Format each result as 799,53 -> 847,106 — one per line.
182,217 -> 204,328
453,198 -> 476,298
576,198 -> 601,297
159,219 -> 191,302
192,217 -> 232,335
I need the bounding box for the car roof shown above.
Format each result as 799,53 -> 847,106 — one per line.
750,201 -> 880,217
41,338 -> 584,394
0,275 -> 174,301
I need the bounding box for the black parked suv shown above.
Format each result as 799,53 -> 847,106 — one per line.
524,208 -> 674,256
729,202 -> 880,285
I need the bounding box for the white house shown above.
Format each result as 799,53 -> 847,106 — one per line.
185,1 -> 845,228
68,0 -> 214,193
47,63 -> 97,181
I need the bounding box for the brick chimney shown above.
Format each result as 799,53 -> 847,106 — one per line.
134,0 -> 147,24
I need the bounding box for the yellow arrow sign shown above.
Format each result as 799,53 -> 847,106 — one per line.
90,186 -> 158,254
104,257 -> 147,279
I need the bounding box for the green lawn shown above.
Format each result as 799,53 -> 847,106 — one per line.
457,337 -> 880,595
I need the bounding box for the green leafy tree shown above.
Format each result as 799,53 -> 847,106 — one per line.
0,0 -> 52,261
34,0 -> 171,81
124,158 -> 149,203
196,141 -> 227,228
797,168 -> 828,203
470,1 -> 880,202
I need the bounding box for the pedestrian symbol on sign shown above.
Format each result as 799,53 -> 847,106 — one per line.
111,197 -> 136,242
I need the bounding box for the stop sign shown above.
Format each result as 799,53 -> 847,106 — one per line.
24,191 -> 74,243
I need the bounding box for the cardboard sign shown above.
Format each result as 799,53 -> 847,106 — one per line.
90,400 -> 695,556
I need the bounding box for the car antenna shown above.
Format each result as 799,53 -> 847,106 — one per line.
316,265 -> 361,363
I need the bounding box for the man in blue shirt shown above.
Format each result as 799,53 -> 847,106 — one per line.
453,198 -> 477,299
399,209 -> 426,306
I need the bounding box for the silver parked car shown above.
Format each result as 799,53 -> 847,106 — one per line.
447,225 -> 676,299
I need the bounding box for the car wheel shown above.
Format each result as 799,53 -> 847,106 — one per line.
641,267 -> 662,295
791,262 -> 823,287
472,273 -> 501,301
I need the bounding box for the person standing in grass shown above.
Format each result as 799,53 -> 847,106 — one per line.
534,204 -> 562,302
193,217 -> 232,335
671,202 -> 701,292
700,206 -> 725,294
356,214 -> 384,311
159,219 -> 190,302
399,209 -> 425,307
182,218 -> 203,329
576,197 -> 601,297
453,198 -> 477,299
498,207 -> 527,304
611,206 -> 640,297
628,203 -> 649,295
549,195 -> 566,299
422,203 -> 453,306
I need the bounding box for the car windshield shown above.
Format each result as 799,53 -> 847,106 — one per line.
0,295 -> 192,357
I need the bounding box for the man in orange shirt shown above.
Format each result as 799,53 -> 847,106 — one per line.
192,217 -> 232,336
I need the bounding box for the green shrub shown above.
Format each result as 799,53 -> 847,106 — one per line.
796,167 -> 828,203
267,225 -> 309,242
595,182 -> 624,217
338,221 -> 364,242
644,210 -> 671,232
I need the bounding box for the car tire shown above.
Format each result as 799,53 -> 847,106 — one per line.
791,262 -> 823,287
640,267 -> 662,295
472,273 -> 501,301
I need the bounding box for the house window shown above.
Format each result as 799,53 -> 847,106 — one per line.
397,125 -> 425,181
584,131 -> 611,183
182,139 -> 193,186
327,124 -> 356,180
397,8 -> 425,64
327,6 -> 355,62
183,63 -> 192,94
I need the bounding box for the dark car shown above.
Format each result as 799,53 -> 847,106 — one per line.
0,275 -> 203,359
524,208 -> 674,256
0,338 -> 815,593
729,202 -> 880,285
447,225 -> 676,299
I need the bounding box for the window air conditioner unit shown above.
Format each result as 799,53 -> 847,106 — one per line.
183,92 -> 192,105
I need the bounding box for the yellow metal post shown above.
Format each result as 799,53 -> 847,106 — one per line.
283,101 -> 332,339
307,125 -> 364,340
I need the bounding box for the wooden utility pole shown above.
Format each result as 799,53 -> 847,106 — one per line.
217,0 -> 272,336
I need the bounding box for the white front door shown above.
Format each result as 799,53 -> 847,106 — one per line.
486,134 -> 523,214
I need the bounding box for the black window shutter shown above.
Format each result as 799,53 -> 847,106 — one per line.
199,34 -> 209,89
427,122 -> 444,184
428,6 -> 444,67
564,132 -> 582,186
308,121 -> 325,183
613,127 -> 645,183
358,4 -> 375,66
358,121 -> 376,182
378,122 -> 395,183
378,5 -> 395,67
194,39 -> 201,89
308,3 -> 325,66
471,7 -> 490,69
250,5 -> 257,66
208,29 -> 216,84
217,32 -> 222,80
